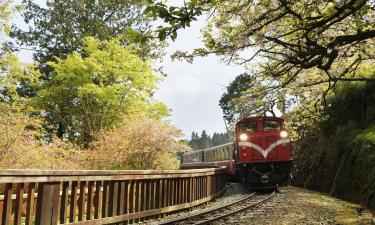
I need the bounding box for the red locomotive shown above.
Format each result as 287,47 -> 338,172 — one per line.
180,116 -> 292,188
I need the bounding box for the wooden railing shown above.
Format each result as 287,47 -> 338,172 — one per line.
0,169 -> 225,225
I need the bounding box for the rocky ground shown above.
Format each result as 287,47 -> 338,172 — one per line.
149,184 -> 373,225
236,186 -> 373,225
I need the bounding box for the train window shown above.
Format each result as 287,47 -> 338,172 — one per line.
240,121 -> 257,132
264,120 -> 281,130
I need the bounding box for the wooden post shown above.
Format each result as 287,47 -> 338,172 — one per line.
35,182 -> 60,225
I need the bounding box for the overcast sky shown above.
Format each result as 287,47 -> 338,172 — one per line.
154,19 -> 244,138
11,1 -> 245,139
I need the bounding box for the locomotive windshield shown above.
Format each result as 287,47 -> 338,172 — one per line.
264,120 -> 281,130
240,121 -> 257,132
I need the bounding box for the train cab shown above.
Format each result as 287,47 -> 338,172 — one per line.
234,116 -> 292,187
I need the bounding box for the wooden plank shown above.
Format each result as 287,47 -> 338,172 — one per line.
171,179 -> 174,206
25,183 -> 36,225
101,181 -> 109,218
192,178 -> 195,201
189,178 -> 192,203
0,168 -> 225,177
156,180 -> 162,210
144,181 -> 149,212
0,169 -> 225,183
128,181 -> 135,224
64,189 -> 225,225
177,179 -> 180,204
109,181 -> 118,216
60,182 -> 69,224
94,181 -> 102,219
123,181 -> 129,225
70,181 -> 79,223
78,181 -> 87,221
134,181 -> 140,223
199,177 -> 202,199
118,181 -> 125,215
86,181 -> 95,220
150,180 -> 155,210
51,183 -> 60,225
140,181 -> 145,212
35,182 -> 60,225
183,179 -> 186,203
14,183 -> 24,225
1,183 -> 12,225
162,179 -> 167,208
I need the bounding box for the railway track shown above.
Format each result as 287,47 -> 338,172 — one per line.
151,191 -> 276,225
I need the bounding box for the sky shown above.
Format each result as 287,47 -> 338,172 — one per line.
154,18 -> 244,138
10,1 -> 245,139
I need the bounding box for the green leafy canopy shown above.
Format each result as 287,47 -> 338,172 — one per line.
30,37 -> 168,145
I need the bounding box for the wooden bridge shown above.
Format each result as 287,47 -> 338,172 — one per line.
0,168 -> 225,225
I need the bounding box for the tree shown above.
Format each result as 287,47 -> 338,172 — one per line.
198,130 -> 212,149
0,0 -> 13,35
30,37 -> 167,145
12,0 -> 164,78
220,72 -> 289,125
86,115 -> 189,170
190,131 -> 200,150
149,0 -> 375,104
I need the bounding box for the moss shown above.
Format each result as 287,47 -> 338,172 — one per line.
308,191 -> 362,224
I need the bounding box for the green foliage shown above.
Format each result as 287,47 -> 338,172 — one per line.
189,130 -> 230,150
13,0 -> 165,76
0,1 -> 183,171
145,1 -> 207,41
0,0 -> 12,35
355,125 -> 375,145
219,72 -> 288,124
0,52 -> 40,102
152,0 -> 375,120
30,37 -> 167,145
293,78 -> 375,211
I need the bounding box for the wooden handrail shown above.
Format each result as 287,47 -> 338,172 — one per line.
0,168 -> 226,225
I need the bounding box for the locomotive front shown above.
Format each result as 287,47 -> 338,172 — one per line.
234,116 -> 292,188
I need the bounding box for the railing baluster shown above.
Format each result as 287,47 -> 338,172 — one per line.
134,181 -> 140,223
94,181 -> 102,219
26,183 -> 36,225
78,181 -> 87,221
128,180 -> 135,224
1,183 -> 12,225
14,183 -> 24,225
60,182 -> 69,224
86,181 -> 95,221
102,181 -> 109,218
70,181 -> 78,223
118,181 -> 125,216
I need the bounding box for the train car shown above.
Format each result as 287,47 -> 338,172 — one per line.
235,116 -> 292,188
180,143 -> 236,176
180,116 -> 292,188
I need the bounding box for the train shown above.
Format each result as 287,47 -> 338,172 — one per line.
180,116 -> 293,188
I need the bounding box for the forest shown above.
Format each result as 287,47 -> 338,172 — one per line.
1,0 -> 375,211
189,131 -> 230,150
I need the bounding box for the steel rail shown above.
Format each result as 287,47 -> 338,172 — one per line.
154,192 -> 257,225
193,191 -> 275,225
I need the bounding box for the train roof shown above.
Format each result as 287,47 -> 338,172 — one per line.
236,116 -> 284,125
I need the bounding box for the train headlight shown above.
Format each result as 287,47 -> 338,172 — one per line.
280,130 -> 288,139
239,133 -> 248,141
